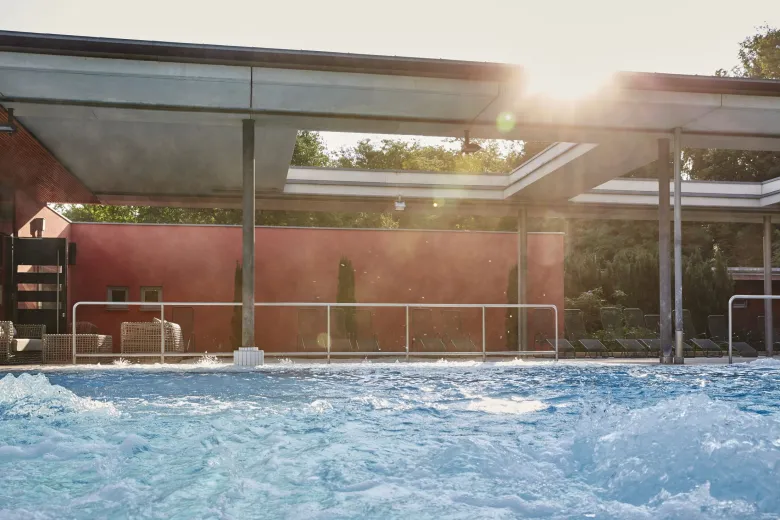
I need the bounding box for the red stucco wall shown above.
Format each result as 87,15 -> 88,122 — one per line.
68,224 -> 565,353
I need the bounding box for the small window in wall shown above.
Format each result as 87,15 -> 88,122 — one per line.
141,286 -> 163,311
107,286 -> 129,310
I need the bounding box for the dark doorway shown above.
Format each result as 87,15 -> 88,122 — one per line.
3,237 -> 67,333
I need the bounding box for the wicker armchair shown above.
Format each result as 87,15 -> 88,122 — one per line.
121,319 -> 184,353
68,321 -> 99,335
0,321 -> 13,363
43,334 -> 113,364
12,324 -> 46,354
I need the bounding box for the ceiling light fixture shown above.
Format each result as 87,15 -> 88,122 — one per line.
461,130 -> 481,154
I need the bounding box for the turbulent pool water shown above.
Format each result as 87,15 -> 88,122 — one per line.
2,360 -> 780,519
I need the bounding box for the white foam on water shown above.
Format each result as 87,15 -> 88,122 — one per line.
3,365 -> 780,518
195,353 -> 221,366
746,358 -> 780,368
568,393 -> 780,514
308,399 -> 334,413
466,397 -> 547,414
0,373 -> 117,418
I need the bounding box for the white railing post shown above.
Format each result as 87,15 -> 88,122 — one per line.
72,303 -> 78,364
160,303 -> 165,364
326,304 -> 331,364
554,306 -> 559,361
405,305 -> 410,362
482,306 -> 486,362
728,295 -> 734,365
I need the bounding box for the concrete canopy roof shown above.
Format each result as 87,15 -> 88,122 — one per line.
2,30 -> 780,223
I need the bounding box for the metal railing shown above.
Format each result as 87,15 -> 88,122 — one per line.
71,301 -> 558,364
728,294 -> 777,364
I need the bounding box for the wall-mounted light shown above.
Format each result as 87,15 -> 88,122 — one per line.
394,196 -> 406,211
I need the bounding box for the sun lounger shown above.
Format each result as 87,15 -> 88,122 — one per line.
330,307 -> 356,352
411,308 -> 446,352
707,315 -> 757,357
297,307 -> 327,351
682,310 -> 723,357
442,310 -> 477,352
640,314 -> 695,357
564,309 -> 609,357
532,308 -> 575,358
355,309 -> 381,352
599,307 -> 649,357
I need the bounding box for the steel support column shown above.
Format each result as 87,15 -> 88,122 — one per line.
673,128 -> 684,363
764,216 -> 774,357
658,138 -> 673,363
517,209 -> 528,350
242,119 -> 256,348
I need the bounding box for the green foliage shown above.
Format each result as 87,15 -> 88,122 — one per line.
681,249 -> 734,334
682,25 -> 780,241
336,257 -> 357,339
564,253 -> 604,299
230,262 -> 242,347
736,25 -> 780,79
607,248 -> 659,313
291,131 -> 330,167
564,288 -> 607,333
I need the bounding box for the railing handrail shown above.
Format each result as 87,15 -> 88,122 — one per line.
73,301 -> 557,309
71,301 -> 559,365
728,294 -> 779,364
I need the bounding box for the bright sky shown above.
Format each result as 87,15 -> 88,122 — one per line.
4,0 -> 779,151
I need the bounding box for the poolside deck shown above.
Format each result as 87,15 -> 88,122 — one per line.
0,356 -> 764,371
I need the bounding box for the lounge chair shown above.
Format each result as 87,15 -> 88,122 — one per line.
564,309 -> 610,357
623,308 -> 647,331
330,308 -> 356,352
599,307 -> 649,357
0,321 -> 13,363
640,338 -> 674,358
532,308 -> 576,358
644,314 -> 660,334
640,314 -> 696,357
68,321 -> 99,335
411,308 -> 446,352
296,307 -> 327,351
756,316 -> 780,354
442,310 -> 477,352
43,333 -> 113,364
682,310 -> 723,357
707,315 -> 758,357
355,309 -> 380,352
9,325 -> 47,364
121,319 -> 184,353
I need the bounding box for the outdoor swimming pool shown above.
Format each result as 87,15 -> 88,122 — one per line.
1,360 -> 780,519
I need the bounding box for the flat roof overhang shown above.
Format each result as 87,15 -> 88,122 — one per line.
1,31 -> 780,220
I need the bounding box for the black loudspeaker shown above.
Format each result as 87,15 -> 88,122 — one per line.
68,243 -> 77,265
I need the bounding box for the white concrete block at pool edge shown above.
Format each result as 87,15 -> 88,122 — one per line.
234,347 -> 264,366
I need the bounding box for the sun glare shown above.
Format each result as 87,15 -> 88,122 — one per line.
524,63 -> 616,100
